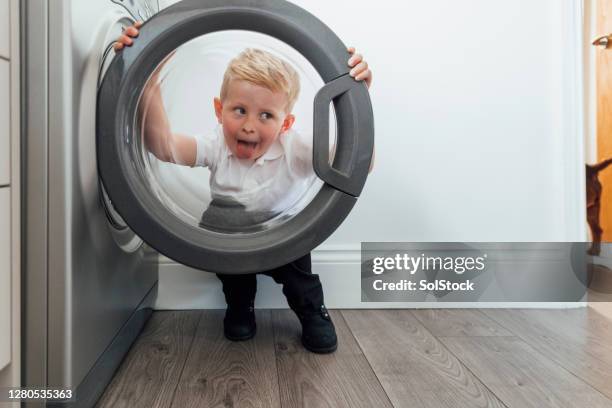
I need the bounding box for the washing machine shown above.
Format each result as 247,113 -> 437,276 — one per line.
97,0 -> 375,274
23,0 -> 374,406
22,1 -> 160,407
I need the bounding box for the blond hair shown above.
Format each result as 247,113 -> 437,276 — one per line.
220,48 -> 301,113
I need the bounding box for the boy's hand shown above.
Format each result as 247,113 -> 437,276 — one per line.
347,47 -> 372,89
114,21 -> 143,51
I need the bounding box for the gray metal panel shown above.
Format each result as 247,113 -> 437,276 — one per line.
22,0 -> 49,403
47,0 -> 71,389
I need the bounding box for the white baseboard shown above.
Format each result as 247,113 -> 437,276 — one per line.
154,245 -> 587,310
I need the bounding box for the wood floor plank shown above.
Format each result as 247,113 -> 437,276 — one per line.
484,308 -> 612,400
439,336 -> 612,408
411,309 -> 513,337
589,302 -> 612,322
95,311 -> 201,408
342,310 -> 505,408
170,310 -> 281,408
272,310 -> 392,408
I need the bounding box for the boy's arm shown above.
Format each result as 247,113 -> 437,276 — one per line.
139,78 -> 197,166
117,23 -> 197,167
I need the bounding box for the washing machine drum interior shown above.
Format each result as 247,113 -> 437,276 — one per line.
97,0 -> 374,274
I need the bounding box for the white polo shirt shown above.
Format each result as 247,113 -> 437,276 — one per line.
194,125 -> 318,213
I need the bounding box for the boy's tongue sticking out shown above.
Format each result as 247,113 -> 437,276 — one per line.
235,139 -> 259,158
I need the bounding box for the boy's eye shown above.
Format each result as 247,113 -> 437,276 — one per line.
234,107 -> 246,115
260,112 -> 273,120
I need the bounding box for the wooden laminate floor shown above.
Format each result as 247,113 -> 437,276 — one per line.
96,307 -> 612,408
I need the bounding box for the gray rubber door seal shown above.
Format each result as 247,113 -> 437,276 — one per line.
97,0 -> 374,274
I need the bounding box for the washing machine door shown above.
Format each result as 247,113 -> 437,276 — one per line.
97,0 -> 374,274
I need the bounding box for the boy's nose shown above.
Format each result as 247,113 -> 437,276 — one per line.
242,125 -> 255,134
242,118 -> 256,134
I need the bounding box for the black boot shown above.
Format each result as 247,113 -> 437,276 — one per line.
294,304 -> 337,354
216,273 -> 257,341
264,254 -> 337,353
223,303 -> 256,341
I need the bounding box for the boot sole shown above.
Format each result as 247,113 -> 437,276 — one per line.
301,339 -> 338,354
224,327 -> 256,342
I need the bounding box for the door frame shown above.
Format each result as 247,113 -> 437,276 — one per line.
584,0 -> 612,252
566,0 -> 588,242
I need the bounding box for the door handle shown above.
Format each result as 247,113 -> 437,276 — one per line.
593,34 -> 611,49
313,74 -> 373,197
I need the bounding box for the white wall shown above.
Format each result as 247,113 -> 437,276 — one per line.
293,0 -> 583,243
154,0 -> 587,309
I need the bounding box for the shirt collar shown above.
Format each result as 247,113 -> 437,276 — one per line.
254,139 -> 284,165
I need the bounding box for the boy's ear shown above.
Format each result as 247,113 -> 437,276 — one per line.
213,97 -> 223,124
281,114 -> 295,133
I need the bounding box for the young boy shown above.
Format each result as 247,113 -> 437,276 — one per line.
116,23 -> 372,353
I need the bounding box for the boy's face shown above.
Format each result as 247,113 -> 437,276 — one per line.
214,80 -> 295,160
